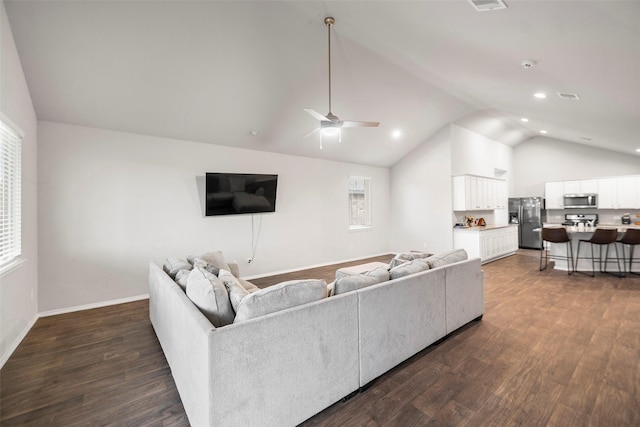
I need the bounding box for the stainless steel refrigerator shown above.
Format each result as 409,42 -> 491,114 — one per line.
508,197 -> 545,249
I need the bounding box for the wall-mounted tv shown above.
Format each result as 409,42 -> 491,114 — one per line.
205,173 -> 278,216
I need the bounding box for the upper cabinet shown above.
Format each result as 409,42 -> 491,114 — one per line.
453,175 -> 507,211
545,175 -> 640,210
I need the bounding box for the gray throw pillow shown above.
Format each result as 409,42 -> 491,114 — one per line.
233,279 -> 328,323
218,269 -> 249,312
334,266 -> 389,295
389,259 -> 430,280
174,268 -> 191,291
389,252 -> 433,269
185,267 -> 234,327
425,249 -> 468,269
163,257 -> 192,279
187,251 -> 231,272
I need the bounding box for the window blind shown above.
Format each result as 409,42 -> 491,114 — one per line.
348,176 -> 371,228
0,117 -> 23,268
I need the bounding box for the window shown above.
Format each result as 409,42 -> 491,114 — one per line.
1,114 -> 23,271
348,176 -> 371,229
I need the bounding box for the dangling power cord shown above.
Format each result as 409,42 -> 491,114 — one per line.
247,214 -> 263,264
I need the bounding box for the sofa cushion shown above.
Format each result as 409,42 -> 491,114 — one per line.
425,249 -> 468,269
174,268 -> 191,291
218,269 -> 249,312
334,266 -> 389,295
163,257 -> 192,279
185,267 -> 235,327
187,251 -> 231,272
389,259 -> 430,280
388,252 -> 433,269
233,279 -> 328,323
190,258 -> 220,276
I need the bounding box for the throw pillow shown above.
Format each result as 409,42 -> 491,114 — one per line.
388,251 -> 433,269
425,249 -> 468,269
334,266 -> 389,295
190,258 -> 220,276
163,258 -> 192,279
218,269 -> 249,312
187,251 -> 231,272
174,268 -> 191,291
185,267 -> 235,327
233,279 -> 328,323
389,259 -> 430,280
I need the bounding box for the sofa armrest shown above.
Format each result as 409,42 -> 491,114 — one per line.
443,257 -> 484,334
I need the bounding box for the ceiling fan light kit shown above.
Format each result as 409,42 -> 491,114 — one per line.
303,17 -> 379,149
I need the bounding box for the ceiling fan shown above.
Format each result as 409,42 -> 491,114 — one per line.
303,17 -> 379,148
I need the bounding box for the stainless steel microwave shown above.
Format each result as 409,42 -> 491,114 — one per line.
563,194 -> 597,209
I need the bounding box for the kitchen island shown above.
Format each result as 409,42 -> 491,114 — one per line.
542,224 -> 640,273
453,224 -> 518,264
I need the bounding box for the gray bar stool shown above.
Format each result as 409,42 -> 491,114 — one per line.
575,228 -> 622,277
617,228 -> 640,276
540,227 -> 574,274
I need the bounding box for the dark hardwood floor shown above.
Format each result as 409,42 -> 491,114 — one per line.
2,251 -> 639,426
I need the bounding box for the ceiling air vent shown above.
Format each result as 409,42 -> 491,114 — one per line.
557,92 -> 581,100
468,0 -> 508,12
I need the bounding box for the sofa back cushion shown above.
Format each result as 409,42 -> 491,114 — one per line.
233,279 -> 328,323
388,252 -> 432,269
186,267 -> 235,327
174,268 -> 191,291
187,251 -> 231,272
424,249 -> 468,269
334,266 -> 389,295
389,259 -> 430,280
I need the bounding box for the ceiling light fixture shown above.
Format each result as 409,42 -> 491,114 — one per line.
392,129 -> 403,139
636,148 -> 640,153
534,92 -> 547,99
520,118 -> 529,122
540,130 -> 548,134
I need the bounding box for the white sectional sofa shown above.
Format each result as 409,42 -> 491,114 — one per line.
149,250 -> 484,426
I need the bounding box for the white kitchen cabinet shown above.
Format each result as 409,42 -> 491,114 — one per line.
544,182 -> 564,209
564,179 -> 597,194
453,225 -> 518,264
597,178 -> 618,208
452,175 -> 505,211
616,176 -> 640,209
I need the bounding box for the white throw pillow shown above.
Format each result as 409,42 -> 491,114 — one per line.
425,249 -> 468,269
334,266 -> 389,295
233,279 -> 328,323
163,257 -> 192,279
187,251 -> 231,272
389,259 -> 430,280
174,268 -> 191,291
186,267 -> 234,327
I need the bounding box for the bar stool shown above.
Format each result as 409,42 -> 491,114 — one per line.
540,227 -> 574,274
616,228 -> 640,276
575,228 -> 622,277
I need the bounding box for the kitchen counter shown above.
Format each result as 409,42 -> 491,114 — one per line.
543,223 -> 640,233
453,224 -> 518,232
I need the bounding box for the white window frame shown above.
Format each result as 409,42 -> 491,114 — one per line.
348,175 -> 372,230
0,112 -> 24,275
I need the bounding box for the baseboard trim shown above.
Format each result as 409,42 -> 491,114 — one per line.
242,252 -> 394,280
38,294 -> 149,318
0,314 -> 38,370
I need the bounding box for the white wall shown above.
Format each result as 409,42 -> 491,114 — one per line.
389,126 -> 453,253
513,136 -> 640,197
0,2 -> 39,367
38,121 -> 390,312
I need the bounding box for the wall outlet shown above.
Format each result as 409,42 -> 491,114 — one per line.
247,259 -> 252,264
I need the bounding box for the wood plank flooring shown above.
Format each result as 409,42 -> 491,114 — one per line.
2,251 -> 639,426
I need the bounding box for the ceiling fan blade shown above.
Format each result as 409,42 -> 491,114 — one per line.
302,127 -> 321,138
341,120 -> 380,128
304,109 -> 329,122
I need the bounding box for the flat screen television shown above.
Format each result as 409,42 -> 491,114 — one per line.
205,173 -> 278,216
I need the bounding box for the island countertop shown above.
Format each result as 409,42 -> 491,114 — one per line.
453,224 -> 518,232
543,223 -> 640,233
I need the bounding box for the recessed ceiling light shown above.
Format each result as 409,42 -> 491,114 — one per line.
249,130 -> 259,136
520,118 -> 529,122
534,92 -> 547,99
392,129 -> 403,139
636,148 -> 640,153
540,130 -> 548,134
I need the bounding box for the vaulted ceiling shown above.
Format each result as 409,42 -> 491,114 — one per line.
5,1 -> 640,167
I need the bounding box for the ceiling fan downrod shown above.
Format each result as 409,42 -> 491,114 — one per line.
325,17 -> 334,116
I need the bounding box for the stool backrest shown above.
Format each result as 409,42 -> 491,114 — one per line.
541,227 -> 570,243
620,228 -> 640,245
589,228 -> 618,244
